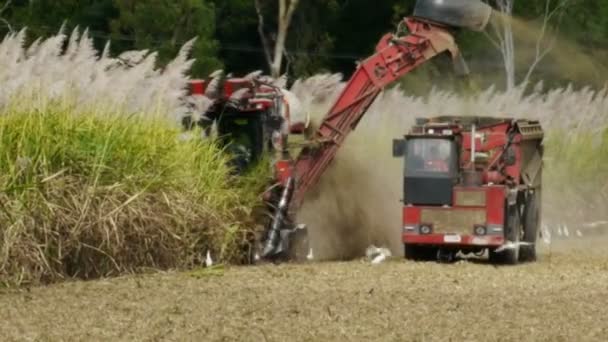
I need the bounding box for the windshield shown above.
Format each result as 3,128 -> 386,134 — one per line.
405,138 -> 457,177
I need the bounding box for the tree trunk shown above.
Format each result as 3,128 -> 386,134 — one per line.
489,0 -> 569,90
255,0 -> 299,77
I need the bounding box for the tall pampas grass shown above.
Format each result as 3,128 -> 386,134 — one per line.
0,29 -> 269,286
0,27 -> 194,118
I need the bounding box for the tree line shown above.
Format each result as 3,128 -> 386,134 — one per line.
1,0 -> 607,91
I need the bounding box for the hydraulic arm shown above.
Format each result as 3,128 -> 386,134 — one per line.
262,18 -> 468,258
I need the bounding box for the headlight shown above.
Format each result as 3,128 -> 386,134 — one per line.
474,225 -> 486,236
420,224 -> 433,235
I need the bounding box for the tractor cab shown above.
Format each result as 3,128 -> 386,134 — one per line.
183,78 -> 284,174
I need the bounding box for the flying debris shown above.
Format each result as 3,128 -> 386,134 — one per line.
205,250 -> 213,267
541,224 -> 552,245
494,241 -> 532,253
366,245 -> 392,264
307,248 -> 314,261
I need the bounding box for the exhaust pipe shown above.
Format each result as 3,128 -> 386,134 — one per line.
413,0 -> 494,32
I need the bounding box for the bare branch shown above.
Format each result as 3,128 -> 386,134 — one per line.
0,18 -> 11,32
284,0 -> 299,29
279,0 -> 286,20
254,0 -> 300,77
0,0 -> 13,33
483,31 -> 502,50
254,0 -> 273,70
270,0 -> 299,77
0,0 -> 12,14
488,0 -> 516,89
522,0 -> 570,86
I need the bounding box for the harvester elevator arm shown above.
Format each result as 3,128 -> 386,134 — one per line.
262,18 -> 464,258
291,18 -> 462,208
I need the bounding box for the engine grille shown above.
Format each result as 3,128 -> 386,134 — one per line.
420,209 -> 486,234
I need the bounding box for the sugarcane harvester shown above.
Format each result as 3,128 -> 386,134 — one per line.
261,0 -> 517,260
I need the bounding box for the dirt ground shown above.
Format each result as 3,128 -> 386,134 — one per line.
1,245 -> 608,342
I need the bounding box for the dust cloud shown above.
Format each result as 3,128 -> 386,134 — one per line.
297,131 -> 404,260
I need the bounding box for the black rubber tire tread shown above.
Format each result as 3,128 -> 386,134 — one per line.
520,191 -> 540,262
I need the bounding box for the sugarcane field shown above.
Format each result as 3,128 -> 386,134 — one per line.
1,0 -> 607,341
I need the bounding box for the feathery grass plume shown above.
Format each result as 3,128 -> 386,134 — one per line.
0,27 -> 196,118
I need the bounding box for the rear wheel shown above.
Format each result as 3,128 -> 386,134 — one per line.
520,190 -> 541,262
489,205 -> 520,265
404,244 -> 437,261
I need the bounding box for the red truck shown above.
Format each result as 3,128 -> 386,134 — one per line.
393,117 -> 543,264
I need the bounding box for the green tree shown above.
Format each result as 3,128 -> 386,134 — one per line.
111,0 -> 221,76
210,0 -> 264,75
1,0 -> 117,49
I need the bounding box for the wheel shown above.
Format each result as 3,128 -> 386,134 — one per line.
404,244 -> 437,261
489,205 -> 520,265
520,190 -> 541,262
437,249 -> 456,263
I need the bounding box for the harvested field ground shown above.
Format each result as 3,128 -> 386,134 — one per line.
1,243 -> 608,342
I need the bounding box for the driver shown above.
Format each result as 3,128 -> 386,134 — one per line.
425,145 -> 449,172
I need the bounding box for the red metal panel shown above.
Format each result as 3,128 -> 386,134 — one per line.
403,207 -> 421,225
274,160 -> 293,185
486,185 -> 505,225
189,80 -> 206,95
223,81 -> 234,97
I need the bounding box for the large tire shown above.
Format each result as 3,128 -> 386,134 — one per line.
489,205 -> 520,265
404,244 -> 437,262
520,191 -> 541,262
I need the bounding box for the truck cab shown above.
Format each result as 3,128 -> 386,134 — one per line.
393,116 -> 544,264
